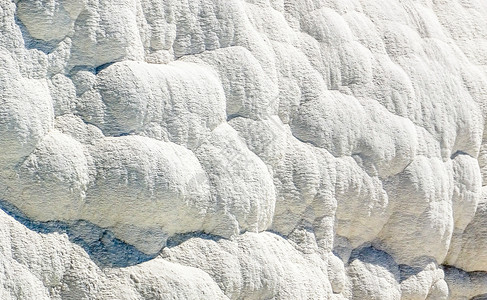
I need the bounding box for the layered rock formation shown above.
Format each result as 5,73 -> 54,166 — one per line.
1,0 -> 487,299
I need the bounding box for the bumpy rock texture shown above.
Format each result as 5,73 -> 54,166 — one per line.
1,0 -> 487,299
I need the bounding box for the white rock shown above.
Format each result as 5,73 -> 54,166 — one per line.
444,266 -> 487,300
92,60 -> 226,149
162,232 -> 333,299
183,46 -> 279,120
1,0 -> 487,298
0,51 -> 54,169
400,262 -> 448,300
17,0 -> 87,41
195,123 -> 276,238
0,208 -> 227,300
3,131 -> 90,222
377,156 -> 454,265
83,135 -> 212,254
448,193 -> 487,272
346,247 -> 401,300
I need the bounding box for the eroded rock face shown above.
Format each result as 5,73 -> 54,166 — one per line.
1,0 -> 487,299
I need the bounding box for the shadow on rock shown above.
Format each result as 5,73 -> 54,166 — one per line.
0,199 -> 155,268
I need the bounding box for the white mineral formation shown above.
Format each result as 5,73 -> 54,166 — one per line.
1,0 -> 487,299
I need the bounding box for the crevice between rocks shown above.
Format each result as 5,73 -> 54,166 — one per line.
0,199 -> 155,268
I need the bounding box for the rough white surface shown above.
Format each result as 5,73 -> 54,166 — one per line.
0,208 -> 227,300
1,0 -> 487,299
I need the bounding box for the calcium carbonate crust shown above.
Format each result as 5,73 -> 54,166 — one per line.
1,0 -> 487,299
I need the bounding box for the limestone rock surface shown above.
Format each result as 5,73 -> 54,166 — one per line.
1,0 -> 487,299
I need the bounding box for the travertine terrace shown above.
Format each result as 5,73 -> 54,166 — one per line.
1,0 -> 487,299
